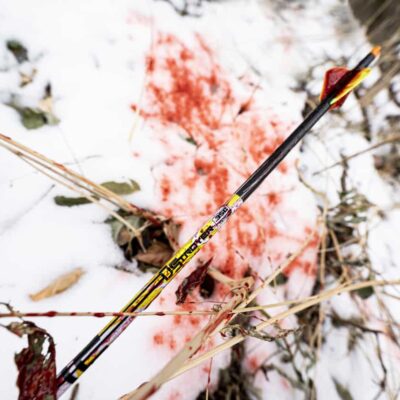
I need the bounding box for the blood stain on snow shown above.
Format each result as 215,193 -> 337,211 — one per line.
168,391 -> 182,400
153,332 -> 164,346
247,355 -> 260,373
132,31 -> 318,394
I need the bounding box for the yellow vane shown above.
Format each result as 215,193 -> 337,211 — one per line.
331,68 -> 371,105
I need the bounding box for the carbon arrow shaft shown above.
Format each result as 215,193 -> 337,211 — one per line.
56,47 -> 379,397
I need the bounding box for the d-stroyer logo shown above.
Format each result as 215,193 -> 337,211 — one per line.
161,204 -> 232,278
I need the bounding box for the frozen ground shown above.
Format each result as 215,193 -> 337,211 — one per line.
0,0 -> 399,399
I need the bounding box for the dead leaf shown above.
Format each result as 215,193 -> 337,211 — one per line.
109,215 -> 144,246
5,321 -> 57,400
333,378 -> 354,400
175,258 -> 212,304
135,241 -> 173,267
19,68 -> 37,88
37,83 -> 60,126
162,220 -> 181,250
6,84 -> 59,130
29,268 -> 85,301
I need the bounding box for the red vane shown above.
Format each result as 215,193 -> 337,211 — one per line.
320,67 -> 349,109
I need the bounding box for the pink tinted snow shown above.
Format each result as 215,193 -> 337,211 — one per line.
132,32 -> 319,398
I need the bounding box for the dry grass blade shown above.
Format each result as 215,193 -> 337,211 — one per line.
171,279 -> 400,381
0,294 -> 356,319
0,133 -> 160,223
121,233 -> 315,399
0,133 -> 162,248
313,133 -> 400,175
360,62 -> 400,107
121,277 -> 254,400
29,268 -> 85,301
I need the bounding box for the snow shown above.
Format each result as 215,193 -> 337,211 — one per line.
0,0 -> 399,399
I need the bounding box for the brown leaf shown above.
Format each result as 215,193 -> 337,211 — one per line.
135,241 -> 173,268
175,258 -> 213,304
29,268 -> 85,301
37,83 -> 59,126
19,68 -> 37,88
162,220 -> 181,250
6,321 -> 57,400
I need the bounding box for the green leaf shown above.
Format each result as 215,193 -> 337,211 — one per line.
54,196 -> 91,207
355,286 -> 374,299
54,180 -> 140,207
6,39 -> 28,63
333,378 -> 354,400
43,111 -> 60,126
20,108 -> 47,130
101,180 -> 140,195
184,136 -> 197,146
108,215 -> 143,246
271,273 -> 288,286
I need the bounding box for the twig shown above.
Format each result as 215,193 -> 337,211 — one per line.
170,279 -> 400,380
314,133 -> 400,175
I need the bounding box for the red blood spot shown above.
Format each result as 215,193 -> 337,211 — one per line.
267,192 -> 281,206
280,376 -> 290,390
278,162 -> 288,174
45,311 -> 57,317
160,178 -> 171,201
168,337 -> 177,350
303,261 -> 316,275
54,162 -> 67,171
94,313 -> 105,318
153,332 -> 164,345
283,256 -> 317,277
188,316 -> 200,327
146,55 -> 155,73
247,356 -> 259,372
202,365 -> 211,374
168,391 -> 182,400
173,315 -> 182,325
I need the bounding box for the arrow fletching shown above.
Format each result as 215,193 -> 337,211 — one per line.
320,66 -> 371,109
330,68 -> 371,106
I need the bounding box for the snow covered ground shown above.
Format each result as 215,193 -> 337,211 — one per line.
0,0 -> 399,399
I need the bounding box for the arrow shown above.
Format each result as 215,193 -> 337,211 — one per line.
56,46 -> 380,397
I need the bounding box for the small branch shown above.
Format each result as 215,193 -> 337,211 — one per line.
170,279 -> 400,380
0,133 -> 161,225
314,133 -> 400,176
